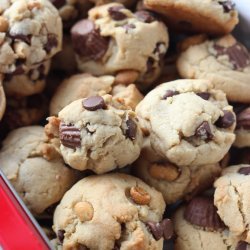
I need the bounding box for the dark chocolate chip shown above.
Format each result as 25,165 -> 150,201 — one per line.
57,229 -> 65,243
215,110 -> 235,128
237,108 -> 250,129
125,119 -> 137,140
218,0 -> 235,13
108,6 -> 127,21
161,218 -> 173,240
8,33 -> 31,44
195,121 -> 213,140
236,241 -> 249,250
135,10 -> 155,23
59,123 -> 81,149
123,23 -> 136,33
146,221 -> 163,240
71,19 -> 109,60
238,167 -> 250,175
196,92 -> 211,100
184,196 -> 225,230
44,34 -> 58,53
82,96 -> 106,111
50,0 -> 66,9
162,90 -> 179,100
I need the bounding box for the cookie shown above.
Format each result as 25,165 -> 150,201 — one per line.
0,126 -> 79,215
177,34 -> 250,103
46,94 -> 143,173
49,73 -> 114,115
136,79 -> 236,166
0,0 -> 62,74
71,3 -> 169,89
3,60 -> 51,97
53,173 -> 173,249
89,0 -> 137,8
173,196 -> 238,250
143,0 -> 238,35
112,84 -> 144,110
214,164 -> 250,243
132,147 -> 222,204
0,79 -> 6,121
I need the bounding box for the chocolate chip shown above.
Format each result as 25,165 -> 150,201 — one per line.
161,219 -> 173,240
50,0 -> 66,9
59,123 -> 81,149
44,34 -> 58,53
162,90 -> 179,100
218,0 -> 235,13
71,19 -> 109,60
215,110 -> 235,128
8,33 -> 31,44
125,119 -> 137,140
196,92 -> 211,100
108,6 -> 127,21
237,108 -> 250,130
195,121 -> 213,140
236,241 -> 249,250
184,196 -> 225,230
214,42 -> 250,70
123,23 -> 136,33
57,229 -> 65,243
238,167 -> 250,175
135,10 -> 155,23
82,96 -> 106,111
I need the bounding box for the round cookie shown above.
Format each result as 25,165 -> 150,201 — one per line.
46,94 -> 143,173
133,148 -> 222,204
136,79 -> 236,166
173,196 -> 239,250
214,164 -> 250,243
50,73 -> 114,115
177,34 -> 250,103
53,173 -> 173,250
0,0 -> 62,75
0,79 -> 6,121
89,0 -> 137,8
143,0 -> 238,35
71,3 -> 169,89
3,60 -> 51,97
0,126 -> 79,215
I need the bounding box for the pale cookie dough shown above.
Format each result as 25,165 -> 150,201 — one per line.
0,0 -> 62,74
49,73 -> 114,115
0,79 -> 6,121
177,34 -> 250,103
144,0 -> 238,35
136,79 -> 236,166
71,3 -> 169,89
0,126 -> 79,215
46,94 -> 143,173
53,173 -> 173,250
3,60 -> 51,97
173,197 -> 239,250
133,147 -> 222,204
214,164 -> 250,243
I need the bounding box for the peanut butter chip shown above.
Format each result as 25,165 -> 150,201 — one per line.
129,186 -> 151,205
0,17 -> 9,32
149,163 -> 180,182
74,201 -> 94,222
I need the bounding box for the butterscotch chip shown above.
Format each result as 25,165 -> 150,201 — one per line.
74,201 -> 94,222
0,17 -> 8,33
129,186 -> 151,205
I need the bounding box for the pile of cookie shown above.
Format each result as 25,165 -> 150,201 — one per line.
0,0 -> 249,249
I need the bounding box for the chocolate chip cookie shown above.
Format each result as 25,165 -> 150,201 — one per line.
46,94 -> 143,173
136,79 -> 236,166
53,173 -> 173,250
70,3 -> 169,89
177,35 -> 250,103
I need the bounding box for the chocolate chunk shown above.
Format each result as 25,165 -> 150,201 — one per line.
238,167 -> 250,175
218,0 -> 235,13
82,96 -> 106,111
135,10 -> 155,23
108,6 -> 127,21
161,218 -> 173,240
59,123 -> 81,149
57,229 -> 65,243
214,42 -> 250,70
163,90 -> 179,100
44,34 -> 58,53
184,196 -> 225,230
196,92 -> 211,100
195,121 -> 213,140
123,23 -> 136,33
50,0 -> 66,9
215,110 -> 235,128
125,119 -> 137,140
237,108 -> 250,129
8,33 -> 31,44
236,241 -> 249,250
